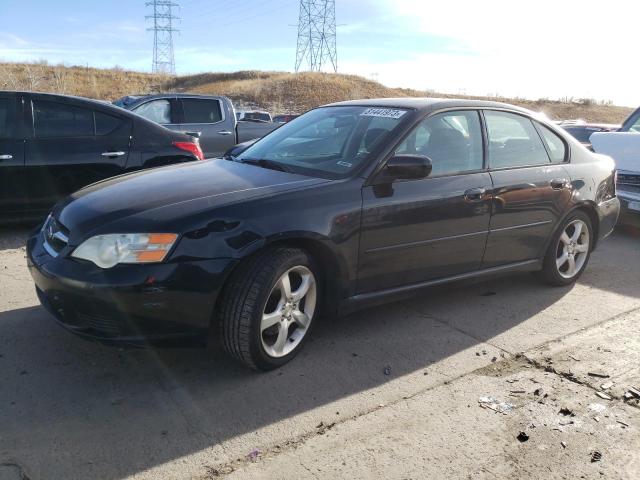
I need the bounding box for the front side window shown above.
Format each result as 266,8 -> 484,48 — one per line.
33,100 -> 94,138
485,111 -> 550,168
395,110 -> 484,176
536,123 -> 567,162
236,106 -> 409,179
182,99 -> 222,124
133,99 -> 171,124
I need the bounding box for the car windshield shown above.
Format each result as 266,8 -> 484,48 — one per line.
235,106 -> 410,179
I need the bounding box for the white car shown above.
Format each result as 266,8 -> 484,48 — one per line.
591,107 -> 640,224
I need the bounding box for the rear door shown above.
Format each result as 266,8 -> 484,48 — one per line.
25,98 -> 131,215
482,110 -> 572,267
0,94 -> 27,221
177,97 -> 235,158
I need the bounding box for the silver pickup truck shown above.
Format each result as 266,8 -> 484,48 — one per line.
114,94 -> 279,158
591,107 -> 640,225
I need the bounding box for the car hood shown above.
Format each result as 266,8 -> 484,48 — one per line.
590,132 -> 640,172
54,159 -> 328,242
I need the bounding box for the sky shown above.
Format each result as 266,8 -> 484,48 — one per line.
0,0 -> 638,106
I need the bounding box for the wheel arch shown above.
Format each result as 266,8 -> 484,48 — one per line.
543,201 -> 601,258
212,233 -> 349,327
259,235 -> 347,318
573,201 -> 601,250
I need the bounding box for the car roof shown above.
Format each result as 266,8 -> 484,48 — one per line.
2,90 -> 113,105
130,93 -> 227,101
325,97 -> 533,114
4,91 -> 144,116
0,91 -> 193,135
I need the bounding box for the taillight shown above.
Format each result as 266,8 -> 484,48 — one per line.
173,141 -> 204,160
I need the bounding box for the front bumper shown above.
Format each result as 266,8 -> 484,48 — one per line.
617,190 -> 640,226
27,231 -> 236,344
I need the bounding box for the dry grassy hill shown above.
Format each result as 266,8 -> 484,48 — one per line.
0,62 -> 633,123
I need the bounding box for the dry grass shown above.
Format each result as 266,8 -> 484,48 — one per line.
0,63 -> 632,123
0,62 -> 167,100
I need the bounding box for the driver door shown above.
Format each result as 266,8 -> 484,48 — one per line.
357,110 -> 493,294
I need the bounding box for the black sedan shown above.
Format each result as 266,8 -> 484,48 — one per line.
0,91 -> 204,224
27,99 -> 620,370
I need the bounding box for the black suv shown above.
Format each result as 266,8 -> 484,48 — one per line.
0,91 -> 204,223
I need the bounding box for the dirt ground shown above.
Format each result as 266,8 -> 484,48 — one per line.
0,227 -> 639,480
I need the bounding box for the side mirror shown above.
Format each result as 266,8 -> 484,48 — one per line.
384,155 -> 432,180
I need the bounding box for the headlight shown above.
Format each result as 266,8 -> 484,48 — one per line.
71,233 -> 178,269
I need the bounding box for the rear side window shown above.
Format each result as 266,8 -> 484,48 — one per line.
395,110 -> 484,176
485,111 -> 550,168
536,123 -> 567,162
0,98 -> 9,138
133,99 -> 171,124
182,99 -> 223,123
95,111 -> 124,135
33,100 -> 94,138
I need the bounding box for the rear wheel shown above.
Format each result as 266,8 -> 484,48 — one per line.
537,211 -> 593,286
218,247 -> 319,370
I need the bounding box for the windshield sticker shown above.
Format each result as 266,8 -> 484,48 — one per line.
361,108 -> 406,119
337,161 -> 352,168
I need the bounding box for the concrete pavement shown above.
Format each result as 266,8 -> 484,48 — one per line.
0,228 -> 638,479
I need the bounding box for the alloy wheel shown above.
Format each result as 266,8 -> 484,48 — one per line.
260,266 -> 317,358
555,219 -> 590,279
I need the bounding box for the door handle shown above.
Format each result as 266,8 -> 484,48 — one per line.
217,130 -> 233,136
0,154 -> 13,160
464,187 -> 487,202
101,151 -> 126,157
550,178 -> 569,190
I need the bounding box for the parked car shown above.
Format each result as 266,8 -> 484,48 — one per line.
114,94 -> 279,158
27,98 -> 619,370
590,107 -> 640,225
273,114 -> 300,124
558,120 -> 619,150
0,91 -> 204,224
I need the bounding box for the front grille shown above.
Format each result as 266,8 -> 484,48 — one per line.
76,312 -> 121,336
618,173 -> 640,187
42,216 -> 69,257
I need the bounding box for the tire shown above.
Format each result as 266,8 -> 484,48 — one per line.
536,211 -> 593,286
218,247 -> 320,371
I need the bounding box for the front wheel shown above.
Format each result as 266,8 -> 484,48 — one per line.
537,211 -> 593,286
218,247 -> 320,370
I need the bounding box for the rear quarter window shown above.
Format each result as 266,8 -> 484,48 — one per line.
536,123 -> 567,162
95,111 -> 126,135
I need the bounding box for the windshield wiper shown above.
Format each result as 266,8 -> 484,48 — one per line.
240,158 -> 291,173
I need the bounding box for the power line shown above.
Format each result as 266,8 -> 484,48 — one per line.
187,0 -> 292,30
146,0 -> 180,75
295,0 -> 337,73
